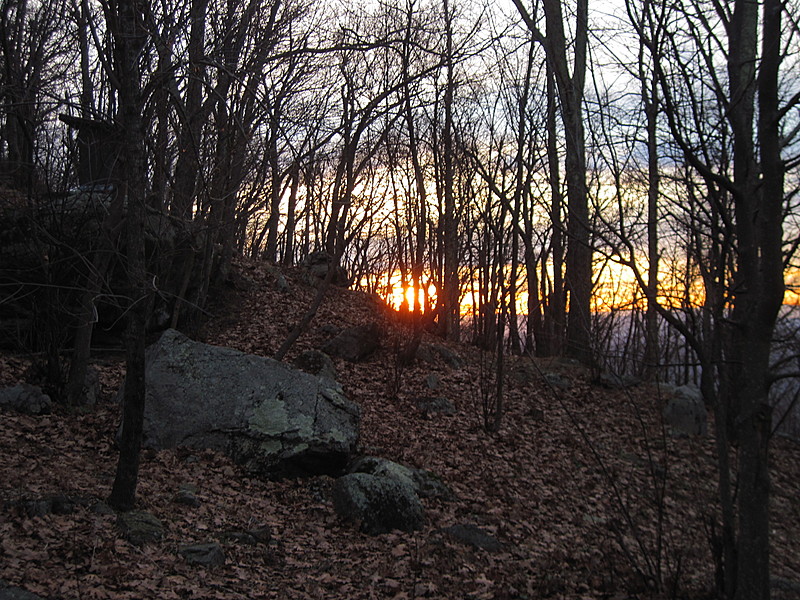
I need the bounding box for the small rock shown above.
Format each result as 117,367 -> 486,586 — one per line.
527,407 -> 545,421
412,468 -> 454,500
179,542 -> 225,566
319,324 -> 340,338
417,344 -> 464,369
348,456 -> 453,500
117,511 -> 164,546
221,525 -> 271,546
173,489 -> 201,507
332,473 -> 424,535
543,372 -> 570,389
49,494 -> 76,515
415,396 -> 456,417
425,374 -> 442,391
294,350 -> 337,381
0,579 -> 48,600
507,361 -> 538,388
20,499 -> 51,518
92,501 -> 115,515
596,371 -> 640,389
81,366 -> 101,405
442,524 -> 503,552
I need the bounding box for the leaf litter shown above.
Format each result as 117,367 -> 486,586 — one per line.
0,258 -> 798,599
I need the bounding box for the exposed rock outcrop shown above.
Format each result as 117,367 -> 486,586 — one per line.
124,329 -> 360,477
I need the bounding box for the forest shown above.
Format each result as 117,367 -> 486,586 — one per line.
1,0 -> 799,598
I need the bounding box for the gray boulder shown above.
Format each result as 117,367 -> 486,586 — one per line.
663,384 -> 707,436
348,456 -> 452,500
321,322 -> 381,362
331,473 -> 424,535
125,329 -> 360,477
0,384 -> 51,415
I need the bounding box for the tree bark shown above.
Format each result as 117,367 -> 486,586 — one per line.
107,0 -> 149,512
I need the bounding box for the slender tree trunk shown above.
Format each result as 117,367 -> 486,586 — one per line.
108,0 -> 149,512
282,163 -> 300,265
440,0 -> 460,341
169,0 -> 209,220
643,67 -> 660,379
544,61 -> 564,356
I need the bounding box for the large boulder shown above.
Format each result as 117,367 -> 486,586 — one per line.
663,384 -> 707,436
125,329 -> 360,477
331,473 -> 424,535
321,322 -> 382,362
0,384 -> 51,415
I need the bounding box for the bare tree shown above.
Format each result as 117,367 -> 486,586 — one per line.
105,0 -> 150,512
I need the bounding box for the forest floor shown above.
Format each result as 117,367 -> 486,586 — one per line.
1,258 -> 798,600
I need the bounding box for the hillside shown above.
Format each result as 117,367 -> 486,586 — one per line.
1,258 -> 798,600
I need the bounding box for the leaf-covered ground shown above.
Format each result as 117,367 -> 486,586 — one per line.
1,259 -> 798,599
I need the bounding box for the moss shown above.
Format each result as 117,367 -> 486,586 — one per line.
249,397 -> 289,436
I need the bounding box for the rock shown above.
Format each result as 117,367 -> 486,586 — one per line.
442,524 -> 503,552
663,384 -> 707,436
0,580 -> 47,600
507,360 -> 538,388
80,366 -> 101,405
543,372 -> 571,389
596,371 -> 640,389
293,350 -> 337,381
416,344 -> 464,369
179,542 -> 225,566
222,525 -> 271,545
425,374 -> 442,391
267,265 -> 290,293
117,511 -> 164,546
304,251 -> 350,287
124,329 -> 360,477
331,473 -> 424,535
321,322 -> 381,363
772,576 -> 800,600
173,489 -> 201,507
348,456 -> 417,490
415,396 -> 456,417
0,384 -> 51,415
348,456 -> 453,500
319,323 -> 340,338
15,494 -> 86,517
411,468 -> 454,500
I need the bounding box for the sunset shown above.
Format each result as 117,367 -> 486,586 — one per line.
1,0 -> 798,597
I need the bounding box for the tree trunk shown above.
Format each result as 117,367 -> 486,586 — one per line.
440,0 -> 460,341
107,0 -> 149,512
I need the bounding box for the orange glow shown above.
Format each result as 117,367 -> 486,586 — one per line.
388,282 -> 437,312
376,265 -> 800,317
